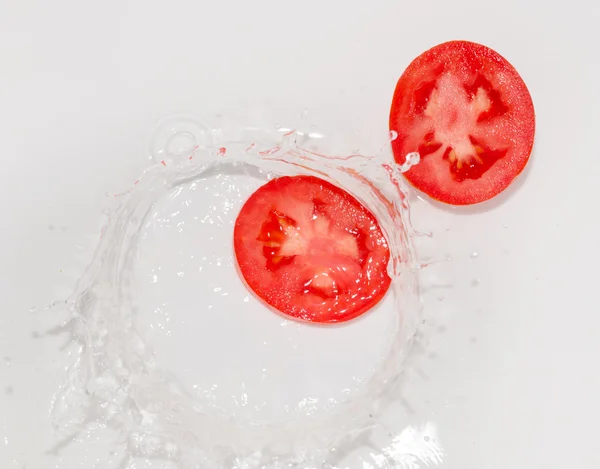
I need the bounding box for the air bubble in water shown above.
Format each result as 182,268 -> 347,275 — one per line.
470,252 -> 479,259
388,130 -> 398,142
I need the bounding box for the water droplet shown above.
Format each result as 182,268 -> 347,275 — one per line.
437,296 -> 445,302
166,132 -> 196,158
300,108 -> 309,119
417,255 -> 452,269
470,252 -> 479,259
48,224 -> 55,231
503,223 -> 509,229
424,436 -> 431,442
399,152 -> 420,172
388,130 -> 398,142
471,278 -> 481,287
274,123 -> 281,130
149,113 -> 212,165
413,229 -> 433,238
3,357 -> 11,367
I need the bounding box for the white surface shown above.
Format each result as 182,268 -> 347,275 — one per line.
1,0 -> 599,468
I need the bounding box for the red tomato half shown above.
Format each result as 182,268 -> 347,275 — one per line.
234,175 -> 391,323
390,40 -> 535,205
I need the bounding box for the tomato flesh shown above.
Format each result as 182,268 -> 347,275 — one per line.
234,175 -> 391,323
390,40 -> 535,205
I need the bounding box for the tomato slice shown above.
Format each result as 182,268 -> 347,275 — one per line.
390,40 -> 535,205
234,175 -> 391,323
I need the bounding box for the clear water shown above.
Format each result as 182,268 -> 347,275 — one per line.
48,114 -> 437,468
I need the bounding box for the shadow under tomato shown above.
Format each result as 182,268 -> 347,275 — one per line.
413,148 -> 537,215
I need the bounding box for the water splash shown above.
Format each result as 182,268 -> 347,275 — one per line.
48,114 -> 441,468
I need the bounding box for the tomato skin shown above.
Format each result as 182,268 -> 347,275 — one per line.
390,40 -> 535,205
233,175 -> 392,324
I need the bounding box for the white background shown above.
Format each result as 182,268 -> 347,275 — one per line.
1,0 -> 599,468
